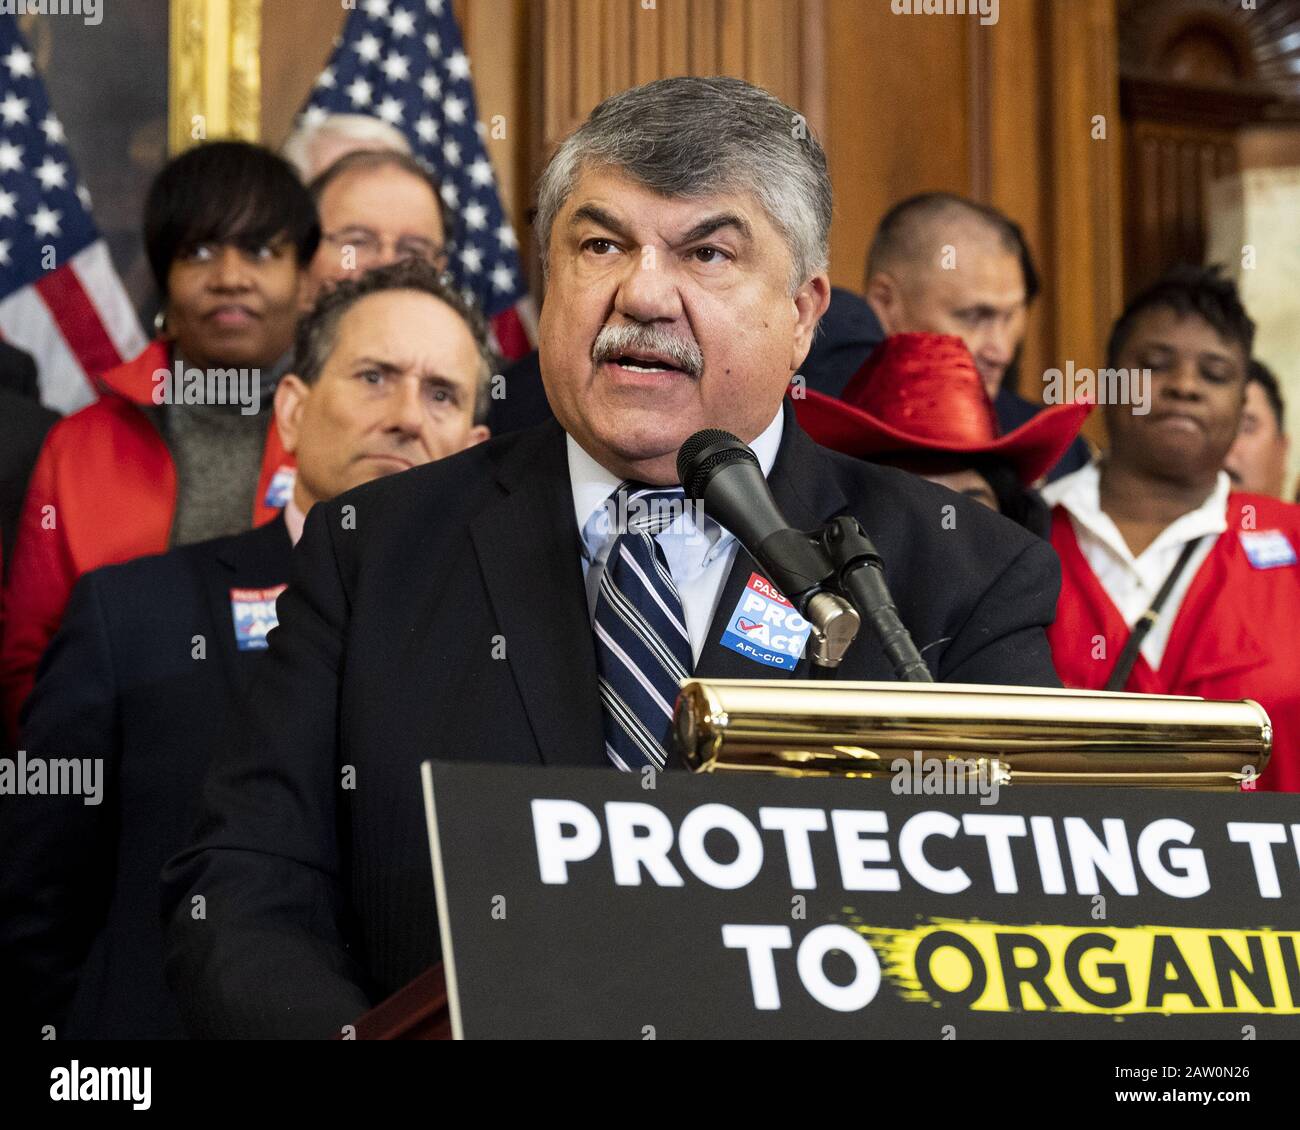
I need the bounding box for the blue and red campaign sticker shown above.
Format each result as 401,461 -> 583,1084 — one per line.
1239,530 -> 1297,570
230,585 -> 287,651
720,572 -> 812,670
263,464 -> 296,509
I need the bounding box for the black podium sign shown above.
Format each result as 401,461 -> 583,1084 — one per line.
421,763 -> 1300,1039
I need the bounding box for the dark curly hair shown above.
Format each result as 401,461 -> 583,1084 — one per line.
1107,264 -> 1254,369
292,259 -> 497,424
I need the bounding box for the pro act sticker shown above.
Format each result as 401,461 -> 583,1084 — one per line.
263,464 -> 296,509
230,585 -> 287,651
1239,530 -> 1297,570
719,572 -> 812,670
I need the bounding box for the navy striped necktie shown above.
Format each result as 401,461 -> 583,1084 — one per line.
592,484 -> 694,771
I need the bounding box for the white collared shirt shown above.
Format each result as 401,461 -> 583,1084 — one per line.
1041,462 -> 1229,670
568,408 -> 785,665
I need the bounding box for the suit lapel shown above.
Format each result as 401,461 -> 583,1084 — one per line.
695,403 -> 850,682
469,423 -> 605,766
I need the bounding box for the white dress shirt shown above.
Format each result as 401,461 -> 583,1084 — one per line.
568,408 -> 785,665
1041,462 -> 1229,670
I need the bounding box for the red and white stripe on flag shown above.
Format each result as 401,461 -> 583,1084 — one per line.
0,240 -> 146,415
489,298 -> 537,364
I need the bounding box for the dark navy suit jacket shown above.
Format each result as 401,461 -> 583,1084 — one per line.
162,408 -> 1063,1039
0,516 -> 292,1038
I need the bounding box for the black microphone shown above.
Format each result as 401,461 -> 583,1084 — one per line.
677,429 -> 860,671
821,517 -> 933,683
677,429 -> 831,611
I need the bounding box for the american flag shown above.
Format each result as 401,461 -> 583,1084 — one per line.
0,16 -> 145,414
301,0 -> 532,358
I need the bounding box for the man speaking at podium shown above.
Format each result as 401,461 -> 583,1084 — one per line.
163,76 -> 1062,1038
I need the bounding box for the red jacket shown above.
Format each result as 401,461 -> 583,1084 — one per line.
1,340 -> 291,735
1048,494 -> 1300,792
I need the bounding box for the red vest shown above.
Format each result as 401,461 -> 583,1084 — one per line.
1048,496 -> 1300,792
1,340 -> 292,736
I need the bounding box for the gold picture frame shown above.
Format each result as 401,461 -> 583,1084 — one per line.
168,0 -> 261,155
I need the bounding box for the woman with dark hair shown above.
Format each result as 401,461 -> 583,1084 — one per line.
2,141 -> 320,735
794,333 -> 1091,539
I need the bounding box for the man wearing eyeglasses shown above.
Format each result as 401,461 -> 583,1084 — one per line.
302,149 -> 450,307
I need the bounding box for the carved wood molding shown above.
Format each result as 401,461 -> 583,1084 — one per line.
1119,0 -> 1300,119
168,0 -> 262,155
537,0 -> 825,157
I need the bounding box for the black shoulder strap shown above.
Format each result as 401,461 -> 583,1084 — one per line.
1103,535 -> 1210,692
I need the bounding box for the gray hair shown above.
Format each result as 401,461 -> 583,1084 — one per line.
293,259 -> 496,425
534,76 -> 832,292
306,148 -> 455,248
281,112 -> 412,181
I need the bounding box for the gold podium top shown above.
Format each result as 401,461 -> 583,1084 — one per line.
672,679 -> 1272,789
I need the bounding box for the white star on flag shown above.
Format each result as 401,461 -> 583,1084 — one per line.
0,92 -> 29,125
460,245 -> 483,273
0,18 -> 152,413
3,44 -> 33,78
390,8 -> 416,37
299,0 -> 531,330
28,204 -> 61,238
76,183 -> 93,210
34,156 -> 67,190
303,105 -> 328,128
354,33 -> 382,62
381,51 -> 410,81
315,66 -> 336,89
39,113 -> 65,144
446,50 -> 470,80
346,77 -> 373,106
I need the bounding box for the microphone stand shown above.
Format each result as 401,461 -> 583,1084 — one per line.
820,516 -> 933,683
804,590 -> 860,678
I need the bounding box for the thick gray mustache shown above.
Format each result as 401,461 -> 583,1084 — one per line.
592,323 -> 704,379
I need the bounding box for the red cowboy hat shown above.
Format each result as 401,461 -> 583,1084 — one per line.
795,333 -> 1092,485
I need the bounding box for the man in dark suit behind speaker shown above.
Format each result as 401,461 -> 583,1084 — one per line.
163,76 -> 1063,1038
0,262 -> 491,1039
